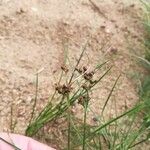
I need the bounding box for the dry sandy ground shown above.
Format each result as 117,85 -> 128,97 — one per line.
0,0 -> 146,149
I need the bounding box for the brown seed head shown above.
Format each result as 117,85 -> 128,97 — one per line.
55,83 -> 72,95
84,71 -> 94,81
61,65 -> 69,73
83,66 -> 87,72
75,67 -> 83,74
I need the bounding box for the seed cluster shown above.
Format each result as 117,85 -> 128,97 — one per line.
75,66 -> 95,82
55,65 -> 95,108
61,65 -> 69,73
55,83 -> 72,95
78,95 -> 90,107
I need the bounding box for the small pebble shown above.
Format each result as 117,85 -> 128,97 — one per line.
110,47 -> 118,54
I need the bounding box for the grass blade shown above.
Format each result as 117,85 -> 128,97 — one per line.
101,74 -> 121,115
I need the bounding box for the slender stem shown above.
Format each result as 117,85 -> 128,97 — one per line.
34,68 -> 64,122
129,136 -> 150,148
101,74 -> 121,115
90,104 -> 143,138
69,42 -> 88,84
68,112 -> 71,150
82,90 -> 89,150
29,73 -> 39,125
127,125 -> 145,149
67,94 -> 71,150
83,103 -> 87,150
0,137 -> 21,150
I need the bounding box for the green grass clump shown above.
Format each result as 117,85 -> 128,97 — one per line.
24,41 -> 150,149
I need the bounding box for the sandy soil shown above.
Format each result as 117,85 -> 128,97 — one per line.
0,0 -> 146,149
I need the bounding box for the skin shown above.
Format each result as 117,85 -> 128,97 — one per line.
0,133 -> 55,150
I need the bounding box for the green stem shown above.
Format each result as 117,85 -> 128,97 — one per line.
83,90 -> 89,150
67,94 -> 71,150
29,73 -> 39,125
89,104 -> 143,138
83,104 -> 87,150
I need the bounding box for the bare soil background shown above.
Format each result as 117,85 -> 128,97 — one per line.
0,0 -> 146,149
